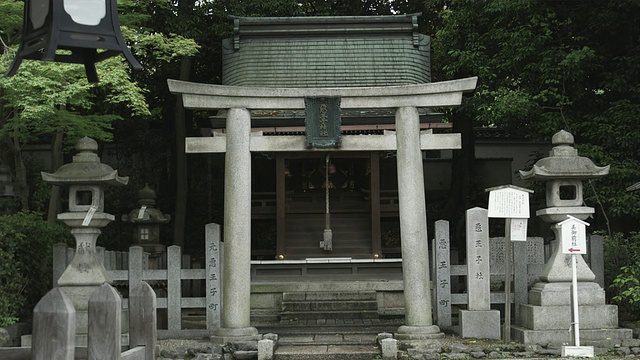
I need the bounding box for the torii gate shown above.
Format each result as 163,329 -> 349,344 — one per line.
168,77 -> 477,343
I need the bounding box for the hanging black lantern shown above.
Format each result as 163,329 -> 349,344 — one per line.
4,0 -> 142,83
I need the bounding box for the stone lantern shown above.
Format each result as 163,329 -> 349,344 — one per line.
122,184 -> 170,268
0,164 -> 18,214
513,130 -> 631,344
41,137 -> 128,339
519,130 -> 608,282
0,164 -> 16,197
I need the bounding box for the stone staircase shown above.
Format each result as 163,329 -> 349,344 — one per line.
255,290 -> 403,360
280,291 -> 379,322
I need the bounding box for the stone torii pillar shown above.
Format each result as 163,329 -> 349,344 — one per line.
168,78 -> 477,344
220,108 -> 256,340
394,106 -> 442,341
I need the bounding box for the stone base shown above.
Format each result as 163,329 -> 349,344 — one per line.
512,325 -> 633,346
459,310 -> 501,340
562,345 -> 594,357
519,304 -> 618,330
529,282 -> 605,306
394,325 -> 444,350
211,327 -> 261,344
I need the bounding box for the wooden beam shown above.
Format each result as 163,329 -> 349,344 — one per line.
370,152 -> 382,258
276,154 -> 286,258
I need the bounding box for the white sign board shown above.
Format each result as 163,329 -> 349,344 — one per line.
560,217 -> 588,254
510,218 -> 528,241
488,187 -> 530,219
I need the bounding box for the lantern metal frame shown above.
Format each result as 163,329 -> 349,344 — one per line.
5,0 -> 141,82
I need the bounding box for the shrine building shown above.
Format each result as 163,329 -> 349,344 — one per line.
169,14 -> 477,342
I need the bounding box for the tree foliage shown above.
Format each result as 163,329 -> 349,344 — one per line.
0,211 -> 73,325
431,0 -> 640,235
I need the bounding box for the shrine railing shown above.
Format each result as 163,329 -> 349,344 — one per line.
52,224 -> 223,339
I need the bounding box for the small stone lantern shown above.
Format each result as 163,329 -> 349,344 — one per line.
519,130 -> 609,281
41,137 -> 127,337
122,184 -> 170,268
0,164 -> 16,197
0,164 -> 18,214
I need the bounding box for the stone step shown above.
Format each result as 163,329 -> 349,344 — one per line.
256,321 -> 402,336
281,310 -> 380,320
274,345 -> 380,360
283,291 -> 377,301
277,333 -> 377,346
283,300 -> 377,312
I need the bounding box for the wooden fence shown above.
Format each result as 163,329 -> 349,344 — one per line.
52,223 -> 223,338
431,218 -> 605,327
49,219 -> 606,336
0,282 -> 156,360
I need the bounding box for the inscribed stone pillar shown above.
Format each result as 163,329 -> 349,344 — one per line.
394,106 -> 443,342
206,223 -> 222,330
465,208 -> 490,311
459,207 -> 500,339
212,108 -> 259,343
434,220 -> 452,327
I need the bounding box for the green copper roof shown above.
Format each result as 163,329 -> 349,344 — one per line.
222,15 -> 431,87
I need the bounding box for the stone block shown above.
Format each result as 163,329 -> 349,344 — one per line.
562,346 -> 594,357
528,282 -> 605,306
262,333 -> 278,344
305,291 -> 376,301
518,304 -> 619,330
459,310 -> 500,339
258,339 -> 274,360
623,338 -> 640,347
281,301 -> 310,312
0,328 -> 10,347
377,332 -> 393,345
377,292 -> 405,314
282,292 -> 305,301
2,322 -> 30,347
380,338 -> 398,359
512,325 -> 633,345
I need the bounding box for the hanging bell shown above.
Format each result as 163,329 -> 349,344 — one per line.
4,0 -> 141,83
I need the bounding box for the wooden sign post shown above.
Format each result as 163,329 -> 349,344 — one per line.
486,185 -> 533,343
559,216 -> 594,358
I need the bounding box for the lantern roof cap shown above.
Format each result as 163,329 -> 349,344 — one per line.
41,137 -> 128,186
552,129 -> 574,145
519,130 -> 609,180
137,183 -> 157,202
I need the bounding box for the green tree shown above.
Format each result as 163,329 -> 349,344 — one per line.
0,211 -> 73,324
0,0 -> 198,223
430,0 -> 640,241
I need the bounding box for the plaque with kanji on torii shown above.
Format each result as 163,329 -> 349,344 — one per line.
305,96 -> 342,148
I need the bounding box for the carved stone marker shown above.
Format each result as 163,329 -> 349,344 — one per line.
459,207 -> 500,339
206,223 -> 223,329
